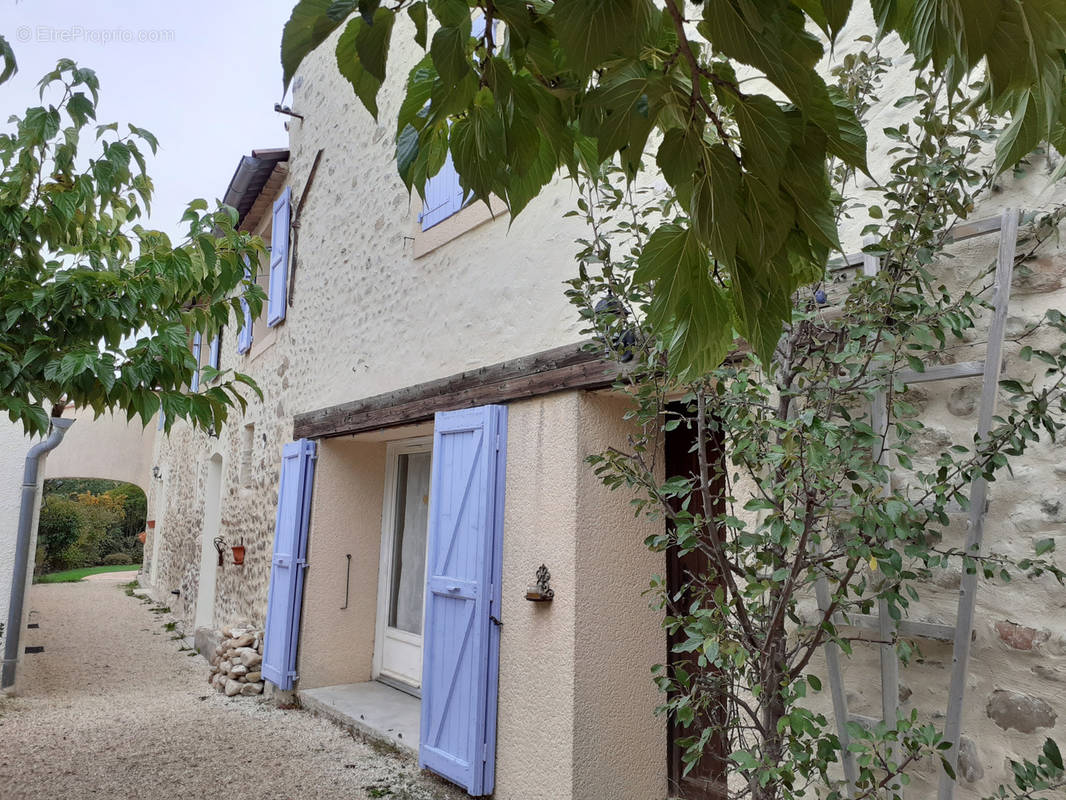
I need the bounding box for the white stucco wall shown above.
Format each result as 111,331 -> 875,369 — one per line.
0,422 -> 32,669
43,408 -> 155,492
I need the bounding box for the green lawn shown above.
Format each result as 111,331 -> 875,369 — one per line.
35,564 -> 140,584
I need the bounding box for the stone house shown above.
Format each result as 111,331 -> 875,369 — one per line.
142,12 -> 1066,800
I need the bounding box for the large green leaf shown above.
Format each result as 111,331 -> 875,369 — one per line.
355,7 -> 394,83
732,94 -> 793,181
0,34 -> 16,85
687,144 -> 742,268
408,1 -> 428,49
824,85 -> 868,173
282,0 -> 347,91
335,16 -> 385,118
581,61 -> 663,175
701,0 -> 836,136
635,224 -> 733,375
450,87 -> 506,201
731,255 -> 792,365
431,22 -> 472,87
996,89 -> 1043,173
552,0 -> 655,76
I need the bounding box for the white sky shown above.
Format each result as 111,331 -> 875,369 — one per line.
2,0 -> 295,240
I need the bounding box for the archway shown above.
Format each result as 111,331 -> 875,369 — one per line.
36,478 -> 147,577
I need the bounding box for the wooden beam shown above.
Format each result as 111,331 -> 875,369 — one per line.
293,342 -> 622,440
843,614 -> 958,643
899,361 -> 985,384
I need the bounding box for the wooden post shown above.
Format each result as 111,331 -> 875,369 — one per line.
938,209 -> 1019,799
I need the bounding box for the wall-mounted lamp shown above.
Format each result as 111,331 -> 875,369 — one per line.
525,564 -> 555,602
152,466 -> 162,481
213,536 -> 226,567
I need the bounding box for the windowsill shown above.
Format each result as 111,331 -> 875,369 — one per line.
247,326 -> 278,363
412,197 -> 507,258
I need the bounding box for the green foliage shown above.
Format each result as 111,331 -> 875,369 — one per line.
0,57 -> 264,435
563,42 -> 1066,799
984,738 -> 1066,799
280,0 -> 1066,374
37,479 -> 147,572
36,494 -> 84,571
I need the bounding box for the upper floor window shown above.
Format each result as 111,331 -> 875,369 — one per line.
419,15 -> 493,231
236,185 -> 291,356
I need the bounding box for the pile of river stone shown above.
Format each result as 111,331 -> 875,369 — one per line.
208,626 -> 265,697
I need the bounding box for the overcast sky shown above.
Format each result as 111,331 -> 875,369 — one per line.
3,0 -> 295,239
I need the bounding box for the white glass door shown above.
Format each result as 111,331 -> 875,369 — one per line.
374,438 -> 432,689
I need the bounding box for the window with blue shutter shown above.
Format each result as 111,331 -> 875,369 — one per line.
262,439 -> 317,691
419,404 -> 507,796
237,257 -> 253,355
267,186 -> 291,327
419,17 -> 494,232
420,150 -> 464,231
190,332 -> 202,392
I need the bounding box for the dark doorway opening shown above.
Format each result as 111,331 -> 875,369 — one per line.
665,405 -> 729,799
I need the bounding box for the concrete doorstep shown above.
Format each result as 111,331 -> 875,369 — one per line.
299,681 -> 420,756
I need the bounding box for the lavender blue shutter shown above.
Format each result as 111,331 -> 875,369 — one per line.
262,439 -> 317,690
419,405 -> 507,796
420,151 -> 464,231
190,332 -> 202,392
237,257 -> 253,354
267,186 -> 291,327
419,15 -> 494,232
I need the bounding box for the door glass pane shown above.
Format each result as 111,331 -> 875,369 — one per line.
388,451 -> 431,634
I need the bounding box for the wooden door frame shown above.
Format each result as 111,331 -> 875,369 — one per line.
665,411 -> 729,800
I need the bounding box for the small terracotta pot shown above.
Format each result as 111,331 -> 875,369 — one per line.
147,520 -> 156,529
231,545 -> 246,565
137,532 -> 147,544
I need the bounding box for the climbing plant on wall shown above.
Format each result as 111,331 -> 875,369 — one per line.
562,41 -> 1066,800
280,0 -> 1066,378
0,44 -> 264,435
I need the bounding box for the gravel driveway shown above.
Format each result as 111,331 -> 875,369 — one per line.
0,573 -> 462,800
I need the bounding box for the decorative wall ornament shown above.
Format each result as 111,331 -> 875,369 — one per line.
525,564 -> 554,602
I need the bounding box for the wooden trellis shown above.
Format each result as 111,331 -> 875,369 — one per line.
817,209 -> 1021,799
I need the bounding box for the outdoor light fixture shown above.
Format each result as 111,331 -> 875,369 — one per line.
152,466 -> 162,480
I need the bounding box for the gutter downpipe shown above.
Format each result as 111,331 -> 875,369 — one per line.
1,417 -> 75,690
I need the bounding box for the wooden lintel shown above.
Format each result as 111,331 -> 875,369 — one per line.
293,342 -> 621,440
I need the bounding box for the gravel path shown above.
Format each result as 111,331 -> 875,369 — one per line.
0,573 -> 462,800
